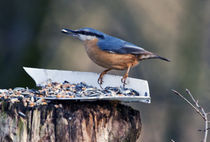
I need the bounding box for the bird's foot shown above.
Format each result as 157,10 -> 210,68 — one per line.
97,69 -> 111,89
121,73 -> 128,88
97,77 -> 104,89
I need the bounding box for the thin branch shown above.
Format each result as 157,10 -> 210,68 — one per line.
170,139 -> 175,142
171,89 -> 205,119
185,89 -> 206,121
203,113 -> 208,142
171,89 -> 208,142
186,89 -> 196,103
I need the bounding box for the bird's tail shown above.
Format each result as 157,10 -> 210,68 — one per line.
138,52 -> 170,62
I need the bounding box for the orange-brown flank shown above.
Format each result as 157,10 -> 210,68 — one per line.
84,38 -> 139,70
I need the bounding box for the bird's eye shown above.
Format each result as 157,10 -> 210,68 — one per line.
80,31 -> 89,35
78,30 -> 104,39
80,31 -> 85,34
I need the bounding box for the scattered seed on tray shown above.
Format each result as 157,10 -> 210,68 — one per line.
0,81 -> 140,107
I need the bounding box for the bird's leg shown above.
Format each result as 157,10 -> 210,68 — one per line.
121,65 -> 131,88
98,68 -> 112,88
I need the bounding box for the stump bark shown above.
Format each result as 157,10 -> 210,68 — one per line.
0,101 -> 141,142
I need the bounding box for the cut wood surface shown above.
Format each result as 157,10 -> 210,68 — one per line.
0,101 -> 141,142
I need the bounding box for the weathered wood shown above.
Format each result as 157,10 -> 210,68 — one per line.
0,101 -> 141,142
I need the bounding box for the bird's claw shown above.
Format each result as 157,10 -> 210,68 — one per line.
121,73 -> 128,88
121,78 -> 127,88
97,69 -> 111,89
97,77 -> 103,89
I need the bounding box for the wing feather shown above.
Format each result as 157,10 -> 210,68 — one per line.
97,36 -> 146,54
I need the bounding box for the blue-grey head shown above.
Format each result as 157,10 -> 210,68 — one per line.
61,27 -> 106,41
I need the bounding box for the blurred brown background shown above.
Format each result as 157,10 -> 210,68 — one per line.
0,0 -> 210,141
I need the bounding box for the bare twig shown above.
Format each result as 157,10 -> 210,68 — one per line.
170,139 -> 175,142
171,89 -> 209,142
171,89 -> 205,119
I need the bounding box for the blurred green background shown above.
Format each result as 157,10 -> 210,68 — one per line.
0,0 -> 210,141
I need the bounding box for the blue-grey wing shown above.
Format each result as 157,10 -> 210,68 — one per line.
97,36 -> 146,54
119,42 -> 146,54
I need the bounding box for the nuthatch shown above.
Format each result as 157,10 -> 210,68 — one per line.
61,27 -> 170,87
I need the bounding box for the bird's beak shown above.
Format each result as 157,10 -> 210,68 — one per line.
61,28 -> 78,37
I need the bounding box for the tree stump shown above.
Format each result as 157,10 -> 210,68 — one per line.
0,101 -> 141,142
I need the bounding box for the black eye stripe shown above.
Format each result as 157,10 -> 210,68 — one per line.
74,30 -> 104,39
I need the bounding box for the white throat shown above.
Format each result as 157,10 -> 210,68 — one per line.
78,34 -> 96,41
